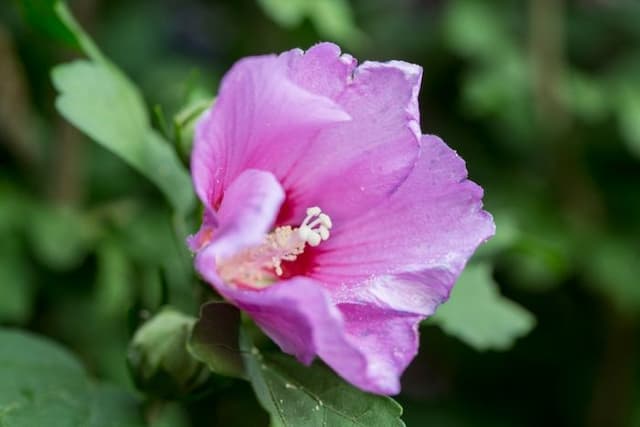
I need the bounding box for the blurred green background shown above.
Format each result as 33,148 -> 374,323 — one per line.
1,0 -> 640,426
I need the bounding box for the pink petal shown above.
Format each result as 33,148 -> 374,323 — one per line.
338,302 -> 423,393
284,42 -> 357,101
186,208 -> 217,252
279,54 -> 423,223
310,134 -> 496,315
190,156 -> 426,396
194,169 -> 284,263
192,44 -> 422,226
191,54 -> 350,210
205,275 -> 406,394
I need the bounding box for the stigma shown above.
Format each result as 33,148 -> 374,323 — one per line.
217,207 -> 332,288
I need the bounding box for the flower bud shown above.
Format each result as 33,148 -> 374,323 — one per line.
127,308 -> 209,398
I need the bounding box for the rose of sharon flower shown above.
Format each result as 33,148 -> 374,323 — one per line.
189,43 -> 494,395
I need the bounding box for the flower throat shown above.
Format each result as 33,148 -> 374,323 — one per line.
218,207 -> 332,288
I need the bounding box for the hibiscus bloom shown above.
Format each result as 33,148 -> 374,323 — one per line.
189,43 -> 494,395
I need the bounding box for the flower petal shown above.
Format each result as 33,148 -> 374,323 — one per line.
279,54 -> 423,223
195,169 -> 285,262
284,42 -> 357,100
310,134 -> 496,315
186,208 -> 218,252
191,54 -> 350,209
200,275 -> 406,394
193,44 -> 422,225
337,302 -> 422,394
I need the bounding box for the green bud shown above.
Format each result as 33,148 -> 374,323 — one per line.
128,308 -> 209,398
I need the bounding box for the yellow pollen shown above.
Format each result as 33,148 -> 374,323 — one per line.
217,206 -> 332,288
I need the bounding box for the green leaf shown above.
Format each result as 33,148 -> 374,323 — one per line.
52,60 -> 194,215
256,0 -> 307,27
52,60 -> 147,150
256,0 -> 365,47
49,2 -> 195,215
188,301 -> 245,378
128,308 -> 209,397
173,97 -> 213,159
241,329 -> 405,427
307,0 -> 366,47
431,263 -> 535,351
87,384 -> 146,427
52,0 -> 104,62
0,328 -> 144,427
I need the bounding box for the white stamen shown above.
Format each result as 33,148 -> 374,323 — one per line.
318,227 -> 330,240
318,213 -> 332,228
297,207 -> 332,248
217,207 -> 333,287
306,206 -> 322,217
306,232 -> 322,247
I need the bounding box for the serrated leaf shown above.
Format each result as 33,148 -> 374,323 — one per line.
50,2 -> 195,215
52,0 -> 104,62
52,60 -> 194,215
241,329 -> 405,427
431,263 -> 535,351
0,328 -> 144,427
188,301 -> 245,378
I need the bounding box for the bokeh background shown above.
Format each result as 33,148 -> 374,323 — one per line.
1,0 -> 640,426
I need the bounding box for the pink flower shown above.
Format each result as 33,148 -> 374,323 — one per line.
189,43 -> 494,395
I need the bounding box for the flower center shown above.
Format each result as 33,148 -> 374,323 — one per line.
217,207 -> 332,289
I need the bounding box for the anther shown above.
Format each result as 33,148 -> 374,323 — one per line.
297,207 -> 332,247
218,206 -> 333,287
